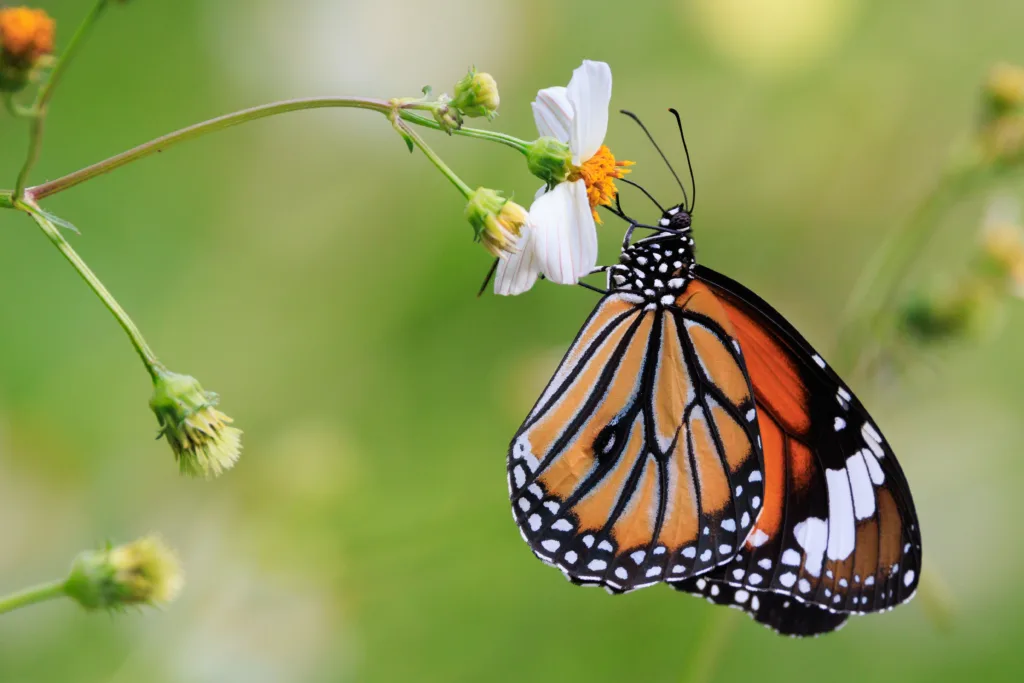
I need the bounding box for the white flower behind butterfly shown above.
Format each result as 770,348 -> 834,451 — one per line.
495,60 -> 632,295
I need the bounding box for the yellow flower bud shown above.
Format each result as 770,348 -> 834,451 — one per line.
150,370 -> 243,478
451,68 -> 500,120
65,536 -> 184,611
465,187 -> 527,257
985,63 -> 1024,118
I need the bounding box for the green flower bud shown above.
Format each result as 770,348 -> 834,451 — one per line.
65,536 -> 183,611
150,370 -> 242,478
432,99 -> 462,134
450,68 -> 500,120
526,136 -> 573,187
464,187 -> 528,257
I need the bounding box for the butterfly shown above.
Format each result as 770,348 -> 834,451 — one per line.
504,110 -> 922,637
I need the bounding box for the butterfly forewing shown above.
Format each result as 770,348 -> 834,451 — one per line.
668,266 -> 922,616
508,288 -> 764,593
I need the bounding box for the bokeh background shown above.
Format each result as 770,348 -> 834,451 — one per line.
1,0 -> 1023,681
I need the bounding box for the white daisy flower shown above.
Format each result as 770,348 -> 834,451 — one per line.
495,60 -> 632,295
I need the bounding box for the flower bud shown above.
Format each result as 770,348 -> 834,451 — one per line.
984,63 -> 1024,119
65,536 -> 183,611
450,68 -> 500,120
526,136 -> 573,187
150,369 -> 242,478
464,187 -> 528,257
981,220 -> 1024,297
900,280 -> 999,344
0,6 -> 55,92
432,99 -> 462,134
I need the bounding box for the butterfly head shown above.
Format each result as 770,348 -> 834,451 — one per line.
659,203 -> 692,232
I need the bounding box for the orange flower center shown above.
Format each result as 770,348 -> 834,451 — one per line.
0,7 -> 54,66
568,145 -> 634,223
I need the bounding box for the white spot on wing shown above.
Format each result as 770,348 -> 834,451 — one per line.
748,529 -> 769,547
812,354 -> 826,369
779,572 -> 797,587
861,448 -> 885,484
825,469 -> 856,560
513,465 -> 525,489
781,549 -> 801,566
541,539 -> 560,552
794,517 -> 828,577
846,453 -> 876,521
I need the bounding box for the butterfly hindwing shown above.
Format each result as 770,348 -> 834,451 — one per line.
684,265 -> 922,615
508,287 -> 764,593
677,575 -> 849,636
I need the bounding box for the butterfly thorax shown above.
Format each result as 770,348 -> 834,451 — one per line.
608,206 -> 695,305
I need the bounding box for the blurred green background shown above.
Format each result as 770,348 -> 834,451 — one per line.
1,0 -> 1023,681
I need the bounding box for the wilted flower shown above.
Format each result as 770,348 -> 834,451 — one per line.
464,186 -> 529,257
150,369 -> 242,478
451,68 -> 499,120
65,535 -> 184,611
496,60 -> 633,295
0,6 -> 54,92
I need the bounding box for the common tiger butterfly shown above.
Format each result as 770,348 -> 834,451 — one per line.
505,110 -> 921,637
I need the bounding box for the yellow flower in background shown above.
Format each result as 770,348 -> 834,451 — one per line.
0,5 -> 54,91
687,0 -> 856,77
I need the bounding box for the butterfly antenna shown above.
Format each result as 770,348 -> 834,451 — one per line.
668,108 -> 696,214
619,177 -> 665,212
477,258 -> 499,297
620,109 -> 689,209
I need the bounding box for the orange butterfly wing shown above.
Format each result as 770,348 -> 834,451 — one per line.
671,266 -> 921,625
508,286 -> 764,593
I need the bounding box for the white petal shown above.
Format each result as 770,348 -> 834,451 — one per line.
529,180 -> 597,285
566,60 -> 611,163
531,86 -> 573,143
494,225 -> 541,296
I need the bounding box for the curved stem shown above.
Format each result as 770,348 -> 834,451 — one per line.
22,203 -> 163,380
0,579 -> 67,615
26,97 -> 396,201
399,110 -> 530,153
14,0 -> 110,199
393,117 -> 474,198
835,162 -> 990,371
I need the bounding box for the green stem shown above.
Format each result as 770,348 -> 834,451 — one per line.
26,97 -> 396,201
683,609 -> 739,683
21,203 -> 163,380
14,0 -> 110,199
394,117 -> 474,198
0,579 -> 67,615
399,110 -> 530,153
835,162 -> 990,372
